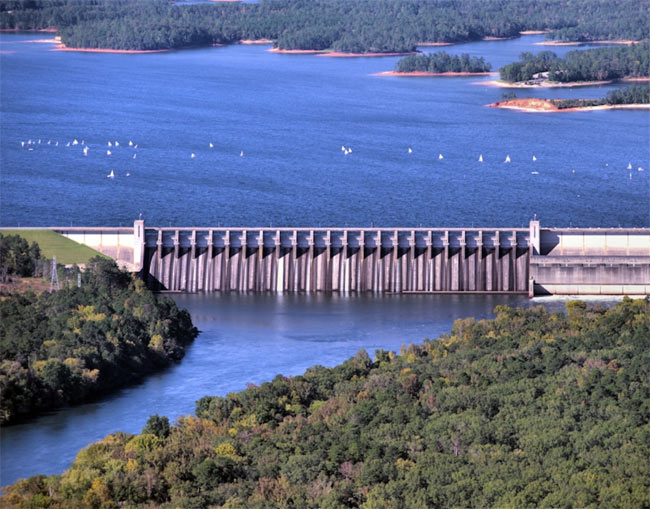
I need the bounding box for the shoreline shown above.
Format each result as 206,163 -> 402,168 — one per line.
239,38 -> 273,45
317,51 -> 415,58
477,76 -> 650,88
268,47 -> 327,54
416,41 -> 453,47
375,70 -> 496,77
52,43 -> 171,54
535,39 -> 640,46
487,98 -> 650,113
0,27 -> 56,33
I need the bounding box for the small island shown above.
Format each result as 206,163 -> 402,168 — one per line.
481,43 -> 650,88
487,84 -> 650,113
377,52 -> 493,76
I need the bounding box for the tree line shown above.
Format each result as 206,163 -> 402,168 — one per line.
500,42 -> 650,83
1,0 -> 648,52
0,256 -> 198,424
550,84 -> 650,109
396,52 -> 491,73
0,233 -> 41,280
3,298 -> 649,507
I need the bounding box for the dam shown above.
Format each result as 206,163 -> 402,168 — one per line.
50,220 -> 650,296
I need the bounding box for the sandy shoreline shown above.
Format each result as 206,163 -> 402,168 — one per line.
478,76 -> 650,88
487,98 -> 650,113
519,30 -> 549,35
239,38 -> 273,45
375,71 -> 496,77
52,43 -> 170,54
535,39 -> 640,46
416,42 -> 453,47
268,48 -> 326,54
477,79 -> 613,88
317,51 -> 415,58
20,37 -> 59,44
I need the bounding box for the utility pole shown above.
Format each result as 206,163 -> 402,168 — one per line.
49,256 -> 59,292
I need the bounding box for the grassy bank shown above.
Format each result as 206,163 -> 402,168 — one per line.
0,230 -> 106,265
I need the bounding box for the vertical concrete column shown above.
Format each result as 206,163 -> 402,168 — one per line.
357,230 -> 367,292
442,231 -> 449,291
133,220 -> 145,272
325,231 -> 331,292
172,230 -> 180,292
459,231 -> 466,291
341,231 -> 349,293
206,231 -> 214,292
257,231 -> 264,292
530,220 -> 540,256
307,231 -> 314,293
239,231 -> 247,292
274,230 -> 282,293
155,230 -> 163,290
476,231 -> 484,291
190,230 -> 197,292
426,231 -> 433,291
290,231 -> 297,292
510,231 -> 518,292
223,231 -> 231,292
494,231 -> 501,291
392,230 -> 398,293
409,231 -> 416,291
375,230 -> 382,293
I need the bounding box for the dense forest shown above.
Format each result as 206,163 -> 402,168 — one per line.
1,0 -> 648,52
500,42 -> 650,83
0,233 -> 41,279
0,256 -> 197,424
550,84 -> 650,109
3,298 -> 649,508
395,52 -> 491,73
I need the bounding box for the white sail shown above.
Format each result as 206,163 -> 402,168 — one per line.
505,155 -> 511,163
209,142 -> 214,148
478,154 -> 483,162
191,153 -> 196,158
115,141 -> 119,146
341,146 -> 345,151
83,147 -> 89,156
107,170 -> 114,178
532,155 -> 537,161
108,141 -> 112,147
133,153 -> 136,159
106,150 -> 112,155
408,147 -> 413,153
240,151 -> 244,157
129,140 -> 133,146
438,153 -> 444,159
72,139 -> 78,145
627,162 -> 632,170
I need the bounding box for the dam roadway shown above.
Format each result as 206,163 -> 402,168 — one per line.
40,220 -> 650,297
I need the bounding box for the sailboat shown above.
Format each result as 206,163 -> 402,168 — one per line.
240,151 -> 244,157
55,141 -> 59,146
47,140 -> 51,145
107,170 -> 115,179
66,142 -> 70,147
348,148 -> 352,154
209,142 -> 214,148
627,162 -> 632,170
72,139 -> 78,145
438,153 -> 444,160
129,140 -> 133,146
133,153 -> 137,159
106,150 -> 112,155
531,171 -> 539,175
134,144 -> 138,149
83,146 -> 89,156
191,153 -> 196,159
408,147 -> 413,154
504,155 -> 511,163
115,141 -> 119,147
638,167 -> 644,172
21,141 -> 24,147
478,154 -> 483,162
108,141 -> 112,147
126,172 -> 131,177
532,155 -> 537,161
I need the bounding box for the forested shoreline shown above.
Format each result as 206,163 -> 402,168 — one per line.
551,84 -> 650,109
2,299 -> 648,508
395,52 -> 491,73
0,256 -> 198,425
1,0 -> 648,52
499,43 -> 650,83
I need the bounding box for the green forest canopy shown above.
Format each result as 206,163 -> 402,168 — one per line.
3,298 -> 649,508
0,257 -> 197,424
499,42 -> 650,83
1,0 -> 649,52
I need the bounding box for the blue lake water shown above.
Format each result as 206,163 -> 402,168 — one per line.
1,34 -> 648,228
0,33 -> 647,486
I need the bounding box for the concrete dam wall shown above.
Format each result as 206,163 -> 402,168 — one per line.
142,227 -> 531,294
40,221 -> 650,296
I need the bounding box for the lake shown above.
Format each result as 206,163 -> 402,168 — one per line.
1,34 -> 648,228
0,32 -> 647,486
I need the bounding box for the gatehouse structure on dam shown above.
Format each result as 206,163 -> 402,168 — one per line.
47,220 -> 650,297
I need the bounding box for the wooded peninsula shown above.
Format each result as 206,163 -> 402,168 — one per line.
2,299 -> 648,508
0,236 -> 198,425
1,0 -> 648,53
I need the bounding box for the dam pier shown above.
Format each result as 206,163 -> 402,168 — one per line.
48,220 -> 650,297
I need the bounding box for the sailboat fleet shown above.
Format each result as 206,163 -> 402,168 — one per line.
15,137 -> 645,182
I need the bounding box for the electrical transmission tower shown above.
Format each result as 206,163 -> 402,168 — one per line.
50,256 -> 59,292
